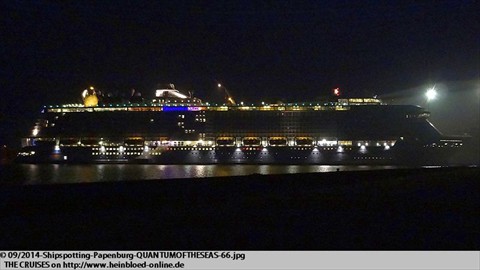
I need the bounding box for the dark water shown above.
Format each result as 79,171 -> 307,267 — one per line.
0,164 -> 409,185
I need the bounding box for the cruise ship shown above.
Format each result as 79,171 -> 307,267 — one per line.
16,84 -> 464,164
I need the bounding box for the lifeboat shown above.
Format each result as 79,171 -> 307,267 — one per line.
268,137 -> 287,146
124,137 -> 145,146
81,138 -> 100,146
295,137 -> 314,146
242,137 -> 261,146
59,138 -> 80,146
216,137 -> 236,146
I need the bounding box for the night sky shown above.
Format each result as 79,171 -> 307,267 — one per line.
1,0 -> 479,147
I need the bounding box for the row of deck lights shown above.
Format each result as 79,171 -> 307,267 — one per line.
53,138 -> 394,153
46,144 -> 392,157
91,144 -> 392,154
55,141 -> 393,150
357,142 -> 393,149
50,102 -> 347,109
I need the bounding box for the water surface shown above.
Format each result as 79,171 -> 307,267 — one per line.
0,164 -> 406,185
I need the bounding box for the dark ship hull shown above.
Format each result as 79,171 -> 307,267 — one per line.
16,95 -> 463,165
15,142 -> 460,165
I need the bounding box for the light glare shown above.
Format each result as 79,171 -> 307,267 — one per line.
426,88 -> 437,101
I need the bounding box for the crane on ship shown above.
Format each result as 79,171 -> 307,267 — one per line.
217,83 -> 236,105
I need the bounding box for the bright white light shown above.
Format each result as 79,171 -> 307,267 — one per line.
217,83 -> 222,88
32,128 -> 39,136
426,88 -> 437,101
384,145 -> 390,150
54,145 -> 60,151
155,89 -> 188,99
144,146 -> 149,152
360,145 -> 366,150
119,146 -> 125,153
100,146 -> 106,152
337,146 -> 344,152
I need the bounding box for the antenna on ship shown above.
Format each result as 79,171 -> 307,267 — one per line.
217,83 -> 236,105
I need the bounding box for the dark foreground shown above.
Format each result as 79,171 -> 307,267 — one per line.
1,167 -> 479,249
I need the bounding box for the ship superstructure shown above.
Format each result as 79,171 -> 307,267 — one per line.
17,85 -> 463,164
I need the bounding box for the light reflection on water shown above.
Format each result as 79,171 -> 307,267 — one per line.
0,164 -> 402,185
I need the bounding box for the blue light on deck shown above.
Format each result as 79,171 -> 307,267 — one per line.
162,106 -> 189,112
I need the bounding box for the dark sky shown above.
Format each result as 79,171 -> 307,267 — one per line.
1,0 -> 479,146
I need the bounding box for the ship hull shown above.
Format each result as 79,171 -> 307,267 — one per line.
15,144 -> 459,166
